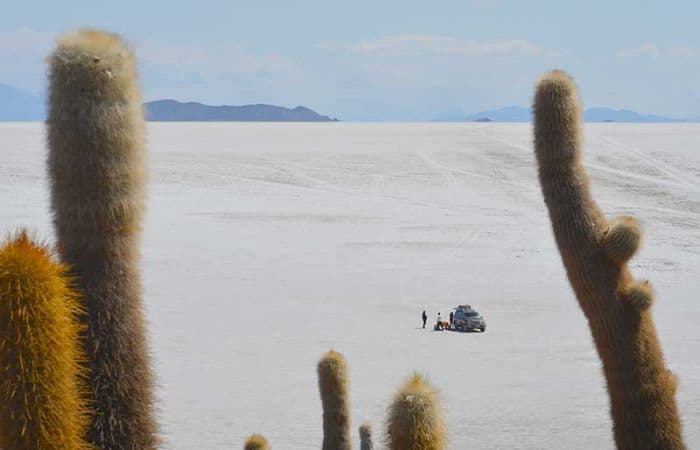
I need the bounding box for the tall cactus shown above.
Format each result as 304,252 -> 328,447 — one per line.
533,70 -> 685,449
47,30 -> 157,449
359,422 -> 374,450
243,434 -> 270,450
386,373 -> 445,450
0,232 -> 90,449
317,350 -> 352,450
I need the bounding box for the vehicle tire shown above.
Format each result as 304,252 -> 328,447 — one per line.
480,327 -> 486,333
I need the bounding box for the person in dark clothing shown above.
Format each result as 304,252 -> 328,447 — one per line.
422,310 -> 428,329
449,311 -> 454,327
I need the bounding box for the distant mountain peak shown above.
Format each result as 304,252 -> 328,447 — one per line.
435,105 -> 686,123
0,86 -> 341,122
144,100 -> 338,122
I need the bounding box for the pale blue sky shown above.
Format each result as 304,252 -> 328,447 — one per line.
1,0 -> 698,120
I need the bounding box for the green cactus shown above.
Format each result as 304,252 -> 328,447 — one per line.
47,29 -> 157,449
386,373 -> 445,450
533,70 -> 685,449
359,422 -> 374,450
244,434 -> 270,450
0,231 -> 90,449
317,350 -> 352,450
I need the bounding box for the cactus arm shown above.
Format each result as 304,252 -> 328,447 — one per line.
533,70 -> 685,450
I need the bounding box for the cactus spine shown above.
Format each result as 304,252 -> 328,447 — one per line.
317,350 -> 352,450
0,232 -> 90,449
359,422 -> 374,450
386,373 -> 445,450
47,30 -> 157,449
244,434 -> 270,450
533,70 -> 685,449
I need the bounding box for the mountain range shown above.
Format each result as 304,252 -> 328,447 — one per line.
436,105 -> 686,123
0,83 -> 695,123
144,99 -> 338,122
0,84 -> 337,122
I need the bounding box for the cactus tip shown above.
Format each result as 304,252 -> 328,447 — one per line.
244,433 -> 269,450
386,372 -> 445,450
318,350 -> 348,376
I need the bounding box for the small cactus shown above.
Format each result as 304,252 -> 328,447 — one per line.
386,373 -> 445,450
317,350 -> 352,450
533,70 -> 685,450
47,29 -> 157,449
359,422 -> 374,450
0,231 -> 90,449
244,434 -> 270,450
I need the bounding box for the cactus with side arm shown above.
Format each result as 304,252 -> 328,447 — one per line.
533,69 -> 685,450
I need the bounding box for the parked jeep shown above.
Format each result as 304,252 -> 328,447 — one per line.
452,305 -> 486,332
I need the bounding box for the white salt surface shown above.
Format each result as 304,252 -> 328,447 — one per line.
1,122 -> 699,449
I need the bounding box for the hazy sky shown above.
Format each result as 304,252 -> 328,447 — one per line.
1,1 -> 699,120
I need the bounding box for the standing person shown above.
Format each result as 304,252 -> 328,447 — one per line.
436,312 -> 443,330
449,311 -> 454,327
421,310 -> 428,329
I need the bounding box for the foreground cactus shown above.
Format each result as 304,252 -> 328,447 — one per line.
317,350 -> 352,450
47,30 -> 157,449
386,373 -> 445,450
533,70 -> 685,449
244,434 -> 270,450
359,422 -> 374,450
0,232 -> 90,449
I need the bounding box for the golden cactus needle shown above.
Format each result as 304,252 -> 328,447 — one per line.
0,231 -> 91,450
244,434 -> 270,450
386,373 -> 446,450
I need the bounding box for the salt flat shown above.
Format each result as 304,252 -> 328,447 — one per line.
1,122 -> 699,449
